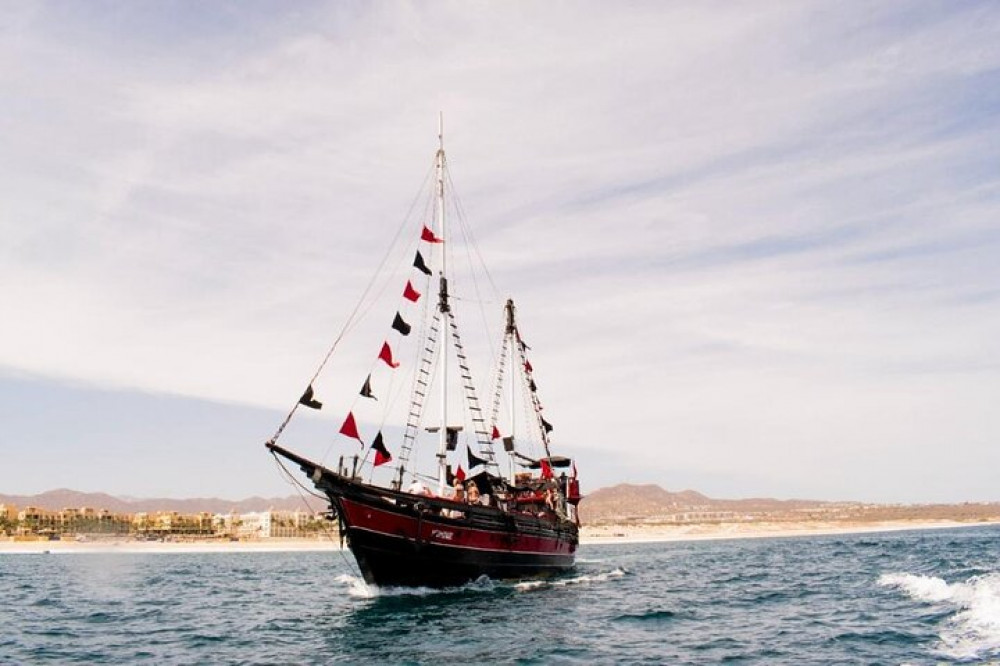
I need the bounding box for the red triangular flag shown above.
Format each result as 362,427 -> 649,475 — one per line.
455,464 -> 466,482
491,425 -> 501,440
524,360 -> 533,373
378,342 -> 400,368
339,411 -> 363,445
540,458 -> 553,480
403,280 -> 421,302
421,225 -> 443,243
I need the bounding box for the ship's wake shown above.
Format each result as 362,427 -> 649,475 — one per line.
879,572 -> 1000,661
335,573 -> 498,599
335,567 -> 626,599
514,567 -> 626,592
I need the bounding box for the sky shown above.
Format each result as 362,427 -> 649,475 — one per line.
1,2 -> 999,503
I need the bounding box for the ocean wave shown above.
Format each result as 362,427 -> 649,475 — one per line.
614,609 -> 678,623
879,572 -> 1000,660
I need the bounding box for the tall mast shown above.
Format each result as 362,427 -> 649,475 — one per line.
436,113 -> 450,494
507,299 -> 517,481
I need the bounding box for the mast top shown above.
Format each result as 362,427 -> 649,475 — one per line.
438,112 -> 444,153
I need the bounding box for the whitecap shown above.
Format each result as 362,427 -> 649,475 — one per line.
878,572 -> 954,603
514,580 -> 548,592
879,571 -> 1000,660
335,574 -> 377,599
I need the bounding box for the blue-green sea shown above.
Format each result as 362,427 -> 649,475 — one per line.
4,526 -> 1000,664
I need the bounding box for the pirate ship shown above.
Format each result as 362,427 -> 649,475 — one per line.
265,121 -> 581,587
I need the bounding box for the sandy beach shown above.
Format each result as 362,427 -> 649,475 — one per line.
579,519 -> 1000,544
1,519 -> 995,554
0,537 -> 342,554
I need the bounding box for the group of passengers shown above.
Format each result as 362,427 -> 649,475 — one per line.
450,477 -> 487,506
406,476 -> 566,520
404,477 -> 489,507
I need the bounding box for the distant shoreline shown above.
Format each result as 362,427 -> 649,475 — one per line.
0,537 -> 339,554
579,518 -> 1000,545
1,519 -> 996,554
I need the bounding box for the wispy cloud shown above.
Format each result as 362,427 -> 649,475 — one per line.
1,2 -> 998,501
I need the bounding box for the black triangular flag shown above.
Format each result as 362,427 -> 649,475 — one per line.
529,379 -> 537,393
298,384 -> 323,410
413,250 -> 432,276
391,312 -> 411,336
541,418 -> 553,433
467,445 -> 488,469
372,431 -> 392,466
360,374 -> 377,400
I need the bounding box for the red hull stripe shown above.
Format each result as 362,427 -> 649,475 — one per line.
349,525 -> 572,557
339,498 -> 574,555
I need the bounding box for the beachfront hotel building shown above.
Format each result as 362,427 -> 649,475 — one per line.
15,506 -> 59,535
235,510 -> 317,539
2,504 -> 328,540
0,504 -> 18,535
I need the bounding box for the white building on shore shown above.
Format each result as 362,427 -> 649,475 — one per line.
233,510 -> 317,538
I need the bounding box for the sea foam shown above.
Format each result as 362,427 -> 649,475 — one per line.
335,573 -> 497,599
879,572 -> 1000,660
515,567 -> 626,592
335,568 -> 626,597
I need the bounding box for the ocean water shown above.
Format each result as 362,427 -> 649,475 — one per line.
3,526 -> 1000,664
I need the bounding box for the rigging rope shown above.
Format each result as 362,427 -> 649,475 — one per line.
446,168 -> 502,300
447,167 -> 502,377
270,452 -> 362,580
345,183 -> 437,339
267,159 -> 435,446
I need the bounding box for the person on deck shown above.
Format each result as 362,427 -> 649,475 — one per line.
442,479 -> 466,518
544,486 -> 558,513
467,482 -> 483,505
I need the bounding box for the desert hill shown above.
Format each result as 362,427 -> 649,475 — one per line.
577,483 -> 833,523
0,488 -> 310,515
4,485 -> 997,526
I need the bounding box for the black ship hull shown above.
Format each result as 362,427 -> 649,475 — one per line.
268,443 -> 577,588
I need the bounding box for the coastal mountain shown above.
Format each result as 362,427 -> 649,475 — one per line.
0,488 -> 312,514
4,485 -> 997,525
1,484 -> 828,519
577,483 -> 833,523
